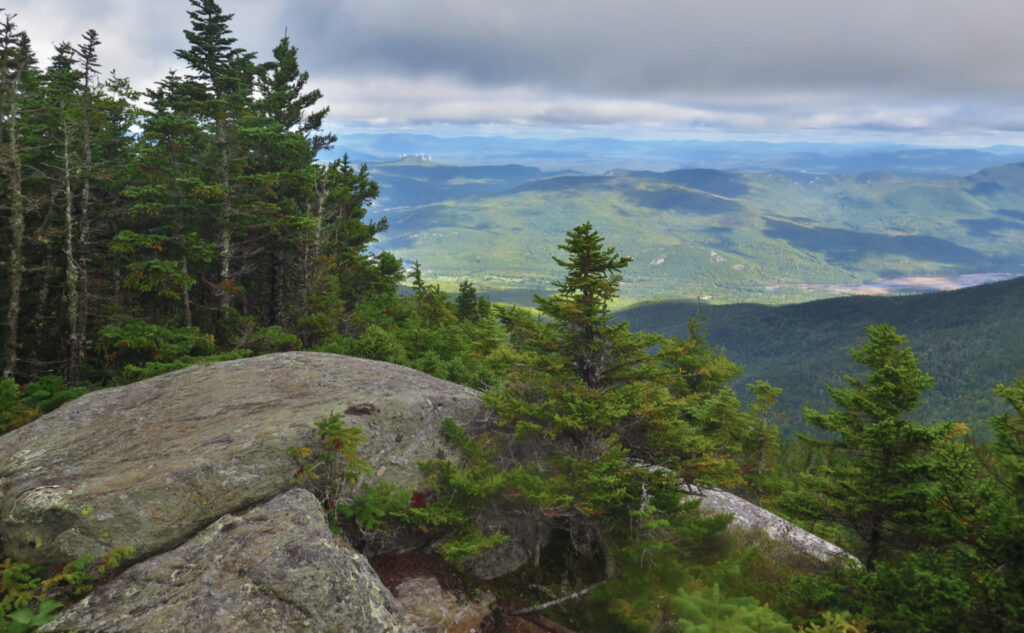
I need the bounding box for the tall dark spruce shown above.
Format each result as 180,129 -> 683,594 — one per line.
790,324 -> 944,570
0,14 -> 34,378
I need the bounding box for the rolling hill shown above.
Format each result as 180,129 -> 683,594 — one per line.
366,156 -> 572,209
373,163 -> 1024,304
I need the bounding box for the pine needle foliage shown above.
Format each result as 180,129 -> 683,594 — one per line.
438,223 -> 782,629
788,324 -> 948,570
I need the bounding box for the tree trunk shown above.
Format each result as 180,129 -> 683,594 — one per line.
270,252 -> 284,325
216,122 -> 233,320
313,168 -> 327,260
866,516 -> 881,572
2,103 -> 25,378
219,223 -> 232,314
300,167 -> 329,307
29,250 -> 55,377
63,115 -> 83,384
181,256 -> 192,328
74,68 -> 94,382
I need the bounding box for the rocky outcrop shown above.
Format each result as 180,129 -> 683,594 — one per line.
0,352 -> 486,567
393,576 -> 493,633
0,350 -> 855,633
462,507 -> 553,580
689,487 -> 858,566
39,489 -> 404,633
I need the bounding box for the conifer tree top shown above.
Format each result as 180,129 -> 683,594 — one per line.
176,0 -> 254,97
540,222 -> 631,321
532,223 -> 633,388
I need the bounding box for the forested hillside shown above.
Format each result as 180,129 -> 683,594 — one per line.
2,3 -> 1024,633
617,276 -> 1024,435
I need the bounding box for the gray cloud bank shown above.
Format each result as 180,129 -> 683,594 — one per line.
12,0 -> 1024,141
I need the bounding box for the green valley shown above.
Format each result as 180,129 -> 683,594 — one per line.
367,156 -> 571,209
374,165 -> 1024,305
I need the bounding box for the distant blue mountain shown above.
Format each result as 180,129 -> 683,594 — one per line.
329,133 -> 1024,177
363,156 -> 575,209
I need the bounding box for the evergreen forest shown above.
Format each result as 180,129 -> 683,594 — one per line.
1,3 -> 1023,632
617,276 -> 1024,436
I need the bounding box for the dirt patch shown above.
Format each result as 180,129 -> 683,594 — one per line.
371,551 -> 467,594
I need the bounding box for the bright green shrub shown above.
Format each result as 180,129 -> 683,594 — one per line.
0,380 -> 40,434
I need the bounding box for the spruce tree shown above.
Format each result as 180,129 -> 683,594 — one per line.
43,42 -> 85,382
455,280 -> 484,321
981,379 -> 1024,628
792,324 -> 943,570
0,22 -> 136,383
991,378 -> 1024,499
0,0 -> 400,384
120,71 -> 215,326
467,225 -> 768,626
69,31 -> 140,378
178,0 -> 257,321
0,13 -> 35,378
534,221 -> 632,389
256,34 -> 333,156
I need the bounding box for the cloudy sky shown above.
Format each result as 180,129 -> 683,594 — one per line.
12,0 -> 1024,145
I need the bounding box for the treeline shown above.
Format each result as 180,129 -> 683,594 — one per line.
0,1 -> 399,390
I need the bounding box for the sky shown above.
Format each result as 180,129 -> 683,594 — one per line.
11,0 -> 1024,146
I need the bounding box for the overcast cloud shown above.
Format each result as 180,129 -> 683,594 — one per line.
11,0 -> 1024,144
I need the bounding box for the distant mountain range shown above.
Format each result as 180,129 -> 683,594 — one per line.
371,161 -> 1024,304
333,133 -> 1024,175
615,276 -> 1024,437
364,156 -> 576,209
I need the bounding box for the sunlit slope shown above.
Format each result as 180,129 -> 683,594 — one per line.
368,158 -> 555,209
376,165 -> 1024,304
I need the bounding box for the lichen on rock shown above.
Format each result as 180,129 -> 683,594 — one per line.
0,352 -> 486,567
39,489 -> 405,633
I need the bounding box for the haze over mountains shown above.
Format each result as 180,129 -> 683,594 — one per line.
360,147 -> 1024,305
335,134 -> 1024,176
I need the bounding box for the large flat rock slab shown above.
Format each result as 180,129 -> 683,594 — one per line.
691,487 -> 858,566
0,352 -> 486,566
39,489 -> 404,633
